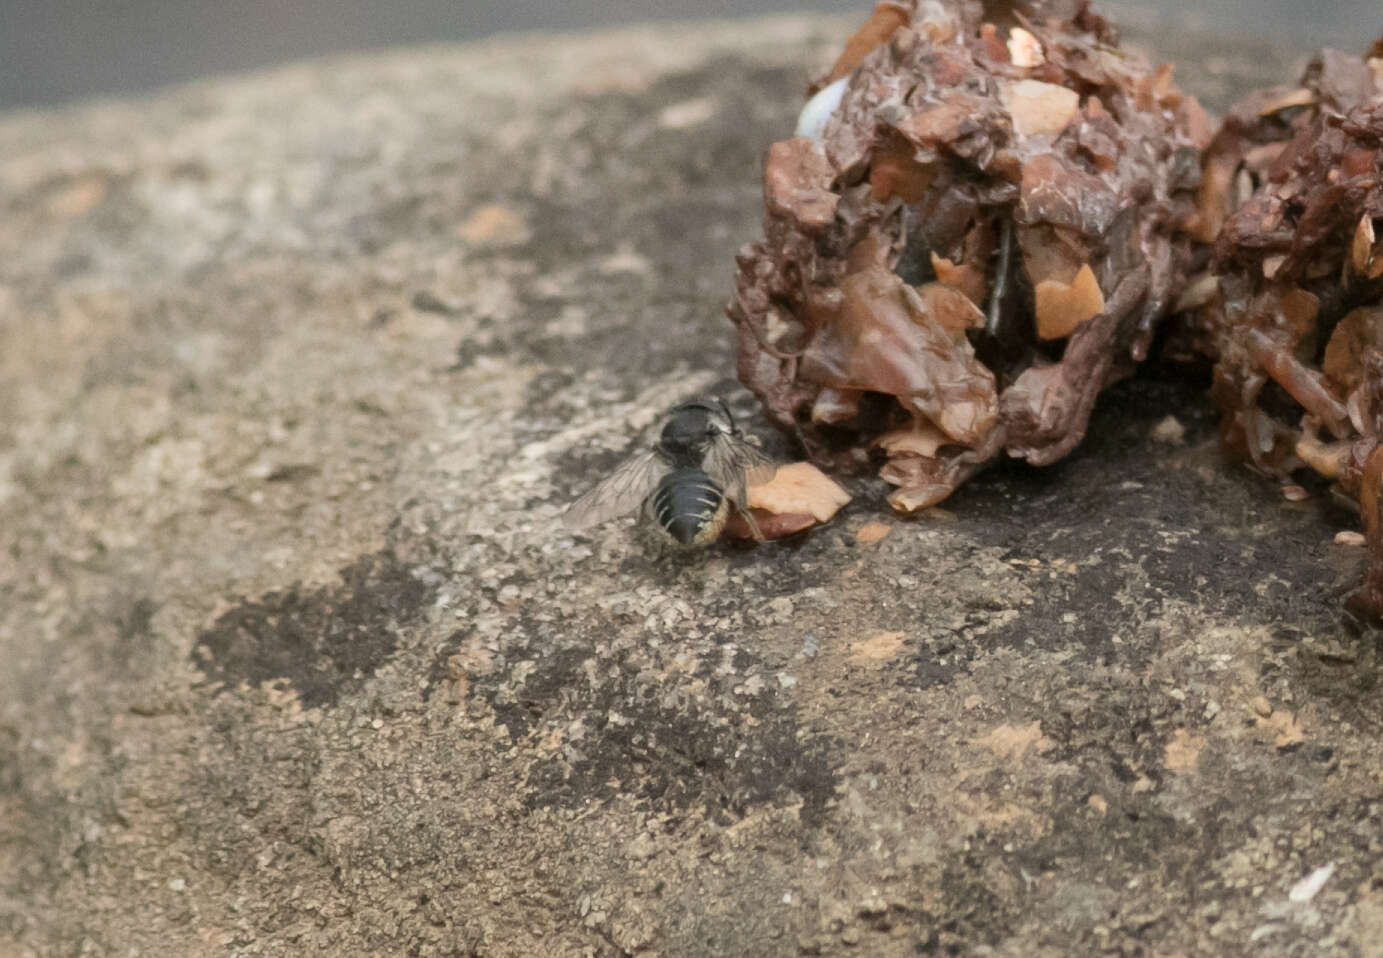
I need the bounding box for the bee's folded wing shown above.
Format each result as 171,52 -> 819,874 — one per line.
563,450 -> 669,530
704,435 -> 778,507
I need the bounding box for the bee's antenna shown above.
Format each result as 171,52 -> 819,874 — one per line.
716,397 -> 736,431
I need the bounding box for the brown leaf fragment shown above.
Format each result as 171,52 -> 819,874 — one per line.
724,462 -> 851,540
763,138 -> 838,230
930,252 -> 987,308
823,2 -> 910,85
1323,308 -> 1383,397
799,268 -> 998,445
1018,223 -> 1089,288
724,510 -> 818,540
1034,264 -> 1104,340
868,134 -> 935,203
906,282 -> 987,335
1020,153 -> 1120,236
893,98 -> 987,146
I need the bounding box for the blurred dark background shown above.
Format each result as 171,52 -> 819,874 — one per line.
0,0 -> 1377,110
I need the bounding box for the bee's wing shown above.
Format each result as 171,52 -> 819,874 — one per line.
563,449 -> 669,530
704,433 -> 778,508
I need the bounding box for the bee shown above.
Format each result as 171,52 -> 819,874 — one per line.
564,398 -> 778,546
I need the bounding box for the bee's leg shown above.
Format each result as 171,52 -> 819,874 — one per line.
734,501 -> 765,542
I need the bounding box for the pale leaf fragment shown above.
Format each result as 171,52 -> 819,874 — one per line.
1258,87 -> 1315,116
746,462 -> 851,522
1172,272 -> 1219,313
1001,80 -> 1080,138
1007,27 -> 1045,68
1034,264 -> 1104,340
1352,215 -> 1375,274
874,419 -> 952,458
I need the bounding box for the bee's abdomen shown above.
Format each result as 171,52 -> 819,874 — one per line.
650,468 -> 726,546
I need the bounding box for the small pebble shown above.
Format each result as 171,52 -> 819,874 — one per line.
1335,530 -> 1367,547
1251,696 -> 1273,718
1151,415 -> 1186,445
856,521 -> 891,544
1282,485 -> 1309,502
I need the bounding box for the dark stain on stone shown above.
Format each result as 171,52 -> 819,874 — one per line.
948,370 -> 1349,660
193,548 -> 435,707
114,596 -> 157,645
473,637 -> 838,827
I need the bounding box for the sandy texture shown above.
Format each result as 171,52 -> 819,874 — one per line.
2,11 -> 1381,958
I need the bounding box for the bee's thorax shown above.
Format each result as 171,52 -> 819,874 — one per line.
658,403 -> 731,467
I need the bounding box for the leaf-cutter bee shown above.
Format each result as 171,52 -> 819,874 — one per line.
564,398 -> 778,545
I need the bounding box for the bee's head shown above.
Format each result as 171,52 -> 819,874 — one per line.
660,398 -> 734,459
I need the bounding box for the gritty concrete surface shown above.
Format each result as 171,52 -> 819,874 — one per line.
2,11 -> 1383,958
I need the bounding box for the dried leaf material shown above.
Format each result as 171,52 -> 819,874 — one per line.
1035,264 -> 1105,340
1352,215 -> 1375,274
1258,88 -> 1316,115
821,2 -> 910,87
1001,80 -> 1080,137
763,138 -> 838,229
930,252 -> 987,308
1196,39 -> 1383,617
729,0 -> 1206,510
874,419 -> 952,458
1323,308 -> 1383,396
799,267 -> 999,445
1007,27 -> 1045,69
868,134 -> 936,202
723,462 -> 851,539
746,462 -> 851,520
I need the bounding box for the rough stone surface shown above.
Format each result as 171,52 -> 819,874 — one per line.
2,11 -> 1381,958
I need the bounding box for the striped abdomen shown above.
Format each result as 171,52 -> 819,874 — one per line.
649,468 -> 728,546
